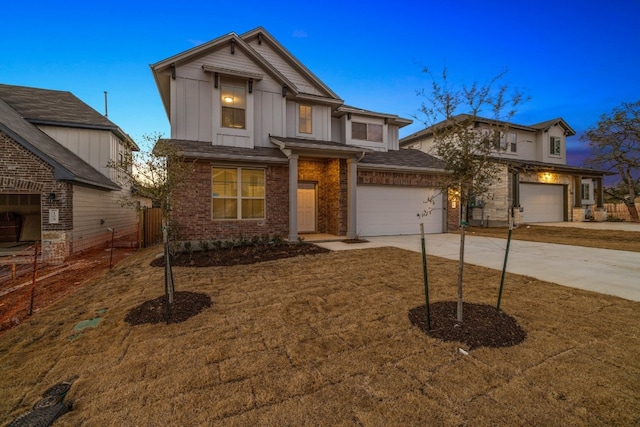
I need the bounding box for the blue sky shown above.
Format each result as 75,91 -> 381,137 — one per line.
2,0 -> 639,166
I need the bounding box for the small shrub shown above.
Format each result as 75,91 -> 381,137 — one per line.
606,216 -> 626,222
198,240 -> 211,251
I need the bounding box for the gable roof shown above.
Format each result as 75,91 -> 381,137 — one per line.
0,97 -> 120,190
240,27 -> 342,100
400,114 -> 575,146
0,84 -> 137,149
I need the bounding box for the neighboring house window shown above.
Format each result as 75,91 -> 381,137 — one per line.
220,78 -> 246,129
492,131 -> 516,152
581,183 -> 590,201
212,167 -> 265,219
507,132 -> 517,153
352,122 -> 383,142
550,136 -> 561,156
299,104 -> 312,134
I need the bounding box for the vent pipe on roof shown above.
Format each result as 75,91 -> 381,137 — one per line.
104,91 -> 108,117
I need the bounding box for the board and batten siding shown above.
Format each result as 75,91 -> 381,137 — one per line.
71,185 -> 138,251
38,125 -> 112,177
285,101 -> 332,141
247,39 -> 326,97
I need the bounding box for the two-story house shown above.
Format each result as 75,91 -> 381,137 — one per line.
0,84 -> 141,264
151,27 -> 451,243
400,114 -> 609,226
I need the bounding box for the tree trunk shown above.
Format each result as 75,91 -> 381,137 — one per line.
626,202 -> 639,222
457,225 -> 465,322
457,192 -> 467,323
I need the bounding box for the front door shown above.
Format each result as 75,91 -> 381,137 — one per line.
297,183 -> 316,233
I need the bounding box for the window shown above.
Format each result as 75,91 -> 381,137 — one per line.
352,122 -> 383,142
212,167 -> 265,219
220,78 -> 246,129
581,183 -> 591,201
550,136 -> 561,156
492,131 -> 516,152
507,132 -> 517,152
299,104 -> 312,134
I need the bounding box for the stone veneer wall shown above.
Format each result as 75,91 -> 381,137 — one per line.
0,131 -> 73,264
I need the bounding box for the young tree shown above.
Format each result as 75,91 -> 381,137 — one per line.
417,67 -> 526,322
109,132 -> 193,309
581,101 -> 640,221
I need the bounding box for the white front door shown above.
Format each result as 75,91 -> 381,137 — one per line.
297,183 -> 316,233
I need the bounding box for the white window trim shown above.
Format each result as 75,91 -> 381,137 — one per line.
211,167 -> 265,220
352,121 -> 383,142
298,104 -> 312,135
549,136 -> 562,157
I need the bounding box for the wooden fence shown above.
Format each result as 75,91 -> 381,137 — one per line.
604,203 -> 639,222
139,208 -> 163,248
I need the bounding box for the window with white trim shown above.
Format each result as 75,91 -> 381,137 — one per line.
491,131 -> 517,152
581,183 -> 591,201
220,78 -> 246,129
299,104 -> 312,134
352,122 -> 383,142
550,136 -> 561,156
212,167 -> 265,219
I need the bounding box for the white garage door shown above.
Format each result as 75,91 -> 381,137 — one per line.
356,186 -> 443,236
520,183 -> 564,222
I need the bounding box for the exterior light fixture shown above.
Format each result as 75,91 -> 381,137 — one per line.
224,96 -> 234,103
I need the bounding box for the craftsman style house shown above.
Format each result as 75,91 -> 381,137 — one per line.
400,114 -> 609,226
151,27 -> 450,242
0,84 -> 141,263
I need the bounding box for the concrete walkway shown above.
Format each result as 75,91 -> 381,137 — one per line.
316,232 -> 640,302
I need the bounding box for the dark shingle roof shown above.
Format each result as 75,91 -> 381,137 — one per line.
0,84 -> 136,147
0,98 -> 120,190
159,139 -> 288,163
360,149 -> 446,171
0,84 -> 113,127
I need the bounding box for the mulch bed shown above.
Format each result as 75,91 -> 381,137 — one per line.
409,301 -> 526,350
150,243 -> 330,267
125,291 -> 212,325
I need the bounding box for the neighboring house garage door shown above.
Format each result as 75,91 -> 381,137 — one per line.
356,186 -> 443,236
520,183 -> 564,222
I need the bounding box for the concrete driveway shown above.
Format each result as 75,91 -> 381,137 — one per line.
316,232 -> 640,302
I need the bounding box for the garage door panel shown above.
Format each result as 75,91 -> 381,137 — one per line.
520,183 -> 564,223
357,186 -> 443,236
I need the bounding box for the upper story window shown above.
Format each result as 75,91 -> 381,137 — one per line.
491,131 -> 517,152
352,122 -> 383,142
221,78 -> 246,129
299,104 -> 312,134
550,136 -> 561,156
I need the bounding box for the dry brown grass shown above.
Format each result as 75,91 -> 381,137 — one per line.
1,246 -> 639,426
463,224 -> 640,252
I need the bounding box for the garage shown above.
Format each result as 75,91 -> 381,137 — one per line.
520,183 -> 565,222
356,185 -> 443,236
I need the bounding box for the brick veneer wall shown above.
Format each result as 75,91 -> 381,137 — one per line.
298,159 -> 348,235
0,131 -> 73,263
171,161 -> 289,241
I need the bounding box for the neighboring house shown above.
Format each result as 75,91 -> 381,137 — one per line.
400,114 -> 610,226
0,84 -> 141,264
151,27 -> 450,242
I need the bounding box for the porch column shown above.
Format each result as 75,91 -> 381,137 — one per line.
574,176 -> 582,208
288,154 -> 299,241
596,177 -> 604,207
347,158 -> 357,239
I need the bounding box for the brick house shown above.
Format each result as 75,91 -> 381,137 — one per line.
0,84 -> 141,263
400,114 -> 610,226
151,27 -> 452,242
